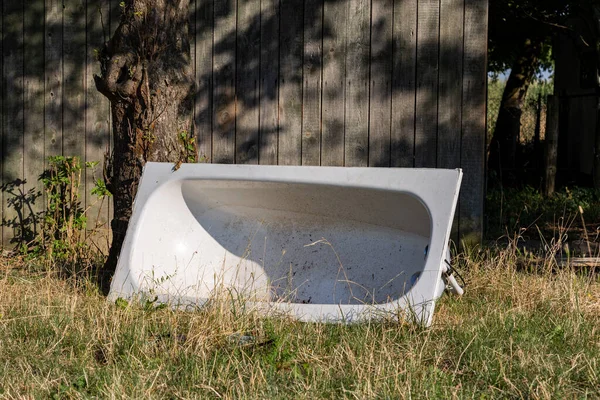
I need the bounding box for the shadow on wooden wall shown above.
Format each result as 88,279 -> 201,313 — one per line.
1,0 -> 488,248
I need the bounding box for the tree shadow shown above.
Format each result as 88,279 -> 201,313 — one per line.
0,179 -> 43,250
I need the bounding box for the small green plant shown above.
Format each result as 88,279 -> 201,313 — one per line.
91,178 -> 110,198
40,156 -> 88,264
142,130 -> 156,145
179,130 -> 197,163
115,297 -> 129,309
0,156 -> 112,274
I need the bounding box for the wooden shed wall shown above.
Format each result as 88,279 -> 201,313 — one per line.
0,0 -> 488,249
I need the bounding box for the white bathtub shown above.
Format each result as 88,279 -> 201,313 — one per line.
108,163 -> 463,325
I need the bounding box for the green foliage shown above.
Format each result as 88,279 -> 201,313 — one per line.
91,178 -> 111,199
179,130 -> 197,163
1,156 -> 111,272
487,78 -> 553,142
115,297 -> 129,310
486,185 -> 600,238
488,0 -> 570,75
42,156 -> 87,227
526,77 -> 555,100
489,0 -> 600,76
39,156 -> 88,263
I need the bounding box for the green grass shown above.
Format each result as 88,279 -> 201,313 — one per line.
0,248 -> 599,399
486,185 -> 600,242
487,78 -> 553,144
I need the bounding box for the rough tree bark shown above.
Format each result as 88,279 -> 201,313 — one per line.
488,37 -> 543,185
94,0 -> 195,278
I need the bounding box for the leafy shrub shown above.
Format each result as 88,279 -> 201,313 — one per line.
486,185 -> 600,239
2,156 -> 111,273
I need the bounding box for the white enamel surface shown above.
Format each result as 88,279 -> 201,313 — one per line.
109,163 -> 462,326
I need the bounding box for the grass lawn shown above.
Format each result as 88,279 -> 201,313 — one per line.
0,247 -> 599,399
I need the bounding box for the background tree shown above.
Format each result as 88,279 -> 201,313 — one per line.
94,0 -> 195,276
487,0 -> 569,185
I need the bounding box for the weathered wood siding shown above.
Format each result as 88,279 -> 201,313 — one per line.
1,0 -> 488,248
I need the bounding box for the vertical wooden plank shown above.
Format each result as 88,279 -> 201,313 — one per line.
190,0 -> 196,73
190,0 -> 196,155
64,0 -> 88,248
391,0 -> 417,167
578,97 -> 596,174
45,0 -> 63,159
23,0 -> 46,246
437,0 -> 463,169
259,0 -> 279,165
321,0 -> 346,166
344,0 -> 370,167
236,0 -> 260,164
544,96 -> 559,196
438,0 -> 464,243
414,0 -> 440,168
63,0 -> 86,206
368,0 -> 392,167
278,0 -> 303,166
2,0 -> 24,247
0,0 -> 3,244
212,0 -> 236,163
44,0 -> 64,248
195,0 -> 213,162
301,0 -> 322,166
460,0 -> 488,244
86,0 -> 112,249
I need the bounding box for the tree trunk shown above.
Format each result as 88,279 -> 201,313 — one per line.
488,38 -> 543,185
94,0 -> 195,280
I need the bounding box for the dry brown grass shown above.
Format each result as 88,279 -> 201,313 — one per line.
0,244 -> 599,399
